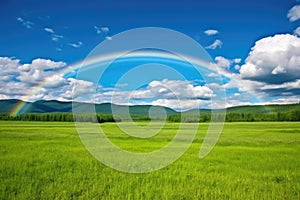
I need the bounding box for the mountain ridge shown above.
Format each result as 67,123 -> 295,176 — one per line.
0,99 -> 178,116
0,99 -> 299,116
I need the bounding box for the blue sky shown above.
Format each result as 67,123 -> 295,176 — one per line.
0,0 -> 300,110
0,0 -> 298,63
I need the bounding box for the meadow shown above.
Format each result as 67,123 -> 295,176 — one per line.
0,121 -> 299,199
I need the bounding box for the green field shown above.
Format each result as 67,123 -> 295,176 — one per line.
0,121 -> 299,199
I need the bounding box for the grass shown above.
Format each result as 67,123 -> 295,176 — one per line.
0,121 -> 299,199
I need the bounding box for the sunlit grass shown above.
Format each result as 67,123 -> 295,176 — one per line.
0,121 -> 299,199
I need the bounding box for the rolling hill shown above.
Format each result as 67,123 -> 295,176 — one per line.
0,99 -> 299,116
184,103 -> 300,115
0,99 -> 178,116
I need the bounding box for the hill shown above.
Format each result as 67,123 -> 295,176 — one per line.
183,104 -> 300,114
0,99 -> 299,116
226,104 -> 300,114
0,99 -> 177,116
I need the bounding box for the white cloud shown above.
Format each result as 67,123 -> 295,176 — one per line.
234,65 -> 240,70
44,27 -> 55,34
0,81 -> 29,96
213,56 -> 242,72
261,79 -> 300,90
204,29 -> 219,36
94,26 -> 110,34
93,79 -> 216,110
94,26 -> 102,34
215,34 -> 300,104
152,99 -> 208,111
294,26 -> 300,36
225,100 -> 254,108
207,73 -> 219,78
146,79 -> 214,99
0,94 -> 9,99
17,58 -> 66,85
263,96 -> 300,105
62,78 -> 94,99
43,74 -> 67,88
43,27 -> 63,43
99,79 -> 215,104
130,89 -> 155,99
68,41 -> 83,48
1,50 -> 298,109
206,39 -> 222,49
0,57 -> 20,76
101,27 -> 109,33
287,5 -> 300,22
239,34 -> 300,84
233,58 -> 241,63
51,34 -> 63,42
0,57 -> 95,103
271,65 -> 286,75
17,17 -> 34,29
215,56 -> 232,68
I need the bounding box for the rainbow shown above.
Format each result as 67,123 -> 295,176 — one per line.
9,50 -> 233,116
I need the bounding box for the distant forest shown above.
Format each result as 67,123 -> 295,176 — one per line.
0,113 -> 117,123
168,110 -> 300,122
0,110 -> 299,123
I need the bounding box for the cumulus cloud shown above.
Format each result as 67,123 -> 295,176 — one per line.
206,39 -> 222,49
152,99 -> 209,111
239,34 -> 300,84
287,5 -> 300,22
96,79 -> 215,105
294,26 -> 300,36
0,57 -> 213,110
92,79 -> 216,110
144,79 -> 214,100
43,74 -> 67,88
215,56 -> 232,68
0,57 -> 95,102
204,29 -> 219,36
0,57 -> 20,76
1,39 -> 298,109
213,56 -> 242,72
234,65 -> 240,70
61,78 -> 94,99
17,58 -> 66,85
233,58 -> 241,63
219,34 -> 300,103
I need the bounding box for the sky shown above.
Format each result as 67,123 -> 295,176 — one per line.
0,0 -> 300,111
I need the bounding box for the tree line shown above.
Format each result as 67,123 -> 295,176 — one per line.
0,110 -> 299,123
0,113 -> 118,123
167,110 -> 300,122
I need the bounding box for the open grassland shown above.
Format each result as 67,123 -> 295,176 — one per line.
0,121 -> 299,199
